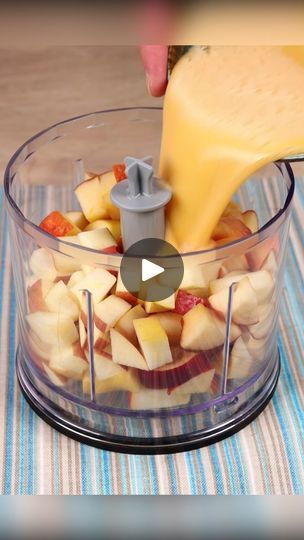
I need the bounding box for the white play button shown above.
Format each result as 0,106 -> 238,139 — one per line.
142,259 -> 165,282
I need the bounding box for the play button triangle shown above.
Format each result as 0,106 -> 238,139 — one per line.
142,259 -> 165,282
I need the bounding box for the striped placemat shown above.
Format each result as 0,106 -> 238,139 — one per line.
0,184 -> 303,495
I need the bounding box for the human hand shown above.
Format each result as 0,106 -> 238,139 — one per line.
140,45 -> 168,97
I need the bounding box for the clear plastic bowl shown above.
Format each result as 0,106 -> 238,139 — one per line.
4,108 -> 296,453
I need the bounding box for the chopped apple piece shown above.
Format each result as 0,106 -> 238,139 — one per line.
209,277 -> 259,325
149,313 -> 182,345
114,304 -> 147,344
209,270 -> 274,304
94,295 -> 131,332
78,313 -> 87,350
43,364 -> 67,387
181,304 -> 241,351
51,238 -> 82,275
49,348 -> 88,380
27,311 -> 79,348
138,351 -> 213,389
111,329 -> 149,370
246,234 -> 279,270
69,268 -> 116,306
145,292 -> 176,313
67,270 -> 85,289
27,330 -> 59,363
28,279 -> 53,312
30,248 -> 58,281
215,336 -> 254,379
241,210 -> 259,233
39,211 -> 81,237
248,303 -> 276,339
112,163 -> 127,182
170,366 -> 215,395
75,175 -> 110,222
115,272 -> 140,305
83,356 -> 139,394
246,335 -> 268,361
174,290 -> 204,315
221,254 -> 249,274
212,216 -> 251,241
63,211 -> 88,230
93,324 -> 109,354
77,228 -> 117,251
133,317 -> 173,370
129,389 -> 190,410
84,219 -> 121,242
209,271 -> 248,295
44,280 -> 79,321
179,261 -> 221,297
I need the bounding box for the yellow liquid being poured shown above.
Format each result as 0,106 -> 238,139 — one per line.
160,46 -> 304,251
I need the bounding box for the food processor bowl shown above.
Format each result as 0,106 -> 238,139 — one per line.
4,108 -> 296,453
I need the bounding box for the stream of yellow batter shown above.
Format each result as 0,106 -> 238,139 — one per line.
160,46 -> 304,251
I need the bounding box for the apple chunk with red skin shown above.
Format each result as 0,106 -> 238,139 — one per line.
148,312 -> 182,345
77,228 -> 117,252
74,171 -> 116,222
133,317 -> 173,370
110,328 -> 149,370
114,304 -> 147,345
94,295 -> 131,333
137,350 -> 214,389
28,279 -> 53,312
181,304 -> 241,351
209,277 -> 259,325
84,219 -> 121,242
39,211 -> 81,237
129,389 -> 190,410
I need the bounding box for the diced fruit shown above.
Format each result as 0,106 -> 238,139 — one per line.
241,210 -> 259,233
170,366 -> 215,395
144,292 -> 176,313
39,211 -> 81,237
111,329 -> 149,370
209,277 -> 259,325
93,324 -> 109,354
84,219 -> 121,242
94,295 -> 131,332
83,356 -> 139,394
114,304 -> 147,344
115,272 -> 139,305
74,171 -> 116,222
27,330 -> 61,363
179,261 -> 221,297
214,336 -> 254,379
51,238 -> 82,275
174,289 -> 204,315
67,270 -> 85,289
77,228 -> 117,251
43,364 -> 67,387
69,268 -> 116,306
221,254 -> 249,274
129,389 -> 190,410
212,216 -> 251,241
112,163 -> 127,182
180,304 -> 241,351
137,351 -> 213,389
104,193 -> 120,220
26,312 -> 79,347
246,234 -> 279,270
149,313 -> 182,345
44,280 -> 79,321
133,317 -> 173,370
78,313 -> 87,350
28,279 -> 53,312
63,211 -> 88,231
30,248 -> 57,281
209,270 -> 274,304
49,348 -> 88,380
246,335 -> 268,361
248,304 -> 276,339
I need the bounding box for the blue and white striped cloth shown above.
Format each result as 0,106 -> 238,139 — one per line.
0,184 -> 303,495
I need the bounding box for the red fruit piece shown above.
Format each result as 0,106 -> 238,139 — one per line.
39,211 -> 75,237
112,163 -> 127,182
174,290 -> 204,315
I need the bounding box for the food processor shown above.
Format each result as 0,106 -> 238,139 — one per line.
4,107 -> 295,453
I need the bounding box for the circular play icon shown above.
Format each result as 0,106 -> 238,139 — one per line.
120,238 -> 184,302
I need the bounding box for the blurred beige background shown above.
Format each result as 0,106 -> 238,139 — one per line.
0,46 -> 157,182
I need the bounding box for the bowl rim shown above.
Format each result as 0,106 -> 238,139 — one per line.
4,106 -> 296,265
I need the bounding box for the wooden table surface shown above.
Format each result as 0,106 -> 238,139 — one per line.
0,46 -> 156,182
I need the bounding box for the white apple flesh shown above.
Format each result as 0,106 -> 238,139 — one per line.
133,317 -> 173,370
110,329 -> 149,370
